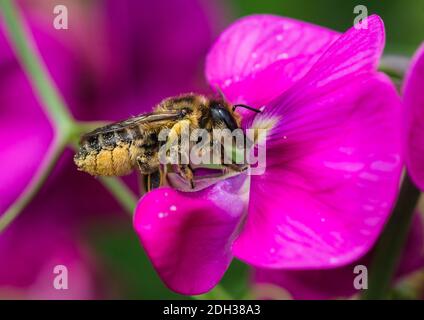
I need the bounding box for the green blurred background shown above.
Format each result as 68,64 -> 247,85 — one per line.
86,0 -> 424,299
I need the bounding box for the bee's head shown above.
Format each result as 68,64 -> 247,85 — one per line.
209,100 -> 239,131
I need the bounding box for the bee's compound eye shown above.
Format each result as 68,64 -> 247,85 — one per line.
211,104 -> 238,131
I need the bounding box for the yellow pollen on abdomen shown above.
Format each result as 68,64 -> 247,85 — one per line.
112,144 -> 133,175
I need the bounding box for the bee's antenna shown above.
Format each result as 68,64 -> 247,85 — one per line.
215,86 -> 227,101
232,104 -> 262,113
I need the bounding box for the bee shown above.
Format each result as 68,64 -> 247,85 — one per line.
74,93 -> 259,190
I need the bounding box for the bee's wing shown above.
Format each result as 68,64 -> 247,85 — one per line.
82,111 -> 180,138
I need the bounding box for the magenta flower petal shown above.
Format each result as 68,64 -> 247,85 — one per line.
206,14 -> 339,114
404,43 -> 424,191
253,212 -> 424,300
133,176 -> 248,295
233,16 -> 403,268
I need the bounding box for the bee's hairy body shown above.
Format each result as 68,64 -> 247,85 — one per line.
74,93 -> 241,179
75,123 -> 161,176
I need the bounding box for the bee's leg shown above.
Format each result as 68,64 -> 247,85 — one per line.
165,119 -> 191,159
147,171 -> 161,192
136,153 -> 160,174
165,120 -> 194,188
217,140 -> 248,173
136,155 -> 148,173
139,174 -> 150,194
136,155 -> 151,173
223,163 -> 248,173
139,171 -> 162,194
175,164 -> 195,189
159,164 -> 169,187
146,174 -> 153,193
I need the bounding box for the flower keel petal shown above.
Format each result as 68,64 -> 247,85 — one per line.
133,176 -> 248,295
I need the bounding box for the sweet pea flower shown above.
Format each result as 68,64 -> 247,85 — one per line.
404,43 -> 424,191
134,15 -> 403,295
0,0 -> 220,297
254,212 -> 424,300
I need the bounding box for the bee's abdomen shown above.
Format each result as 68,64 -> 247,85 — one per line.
74,127 -> 144,176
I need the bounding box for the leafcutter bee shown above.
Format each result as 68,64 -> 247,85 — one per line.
74,93 -> 259,191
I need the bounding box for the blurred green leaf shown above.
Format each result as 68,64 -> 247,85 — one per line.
85,220 -> 188,299
220,259 -> 250,299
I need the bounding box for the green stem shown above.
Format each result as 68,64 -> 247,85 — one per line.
0,137 -> 66,233
0,0 -> 74,133
76,121 -> 112,134
362,174 -> 421,300
98,177 -> 138,215
379,55 -> 409,81
378,65 -> 404,80
0,0 -> 79,231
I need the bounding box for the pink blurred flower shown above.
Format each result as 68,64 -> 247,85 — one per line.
0,206 -> 97,300
0,0 -> 220,297
404,43 -> 424,191
134,15 -> 403,295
